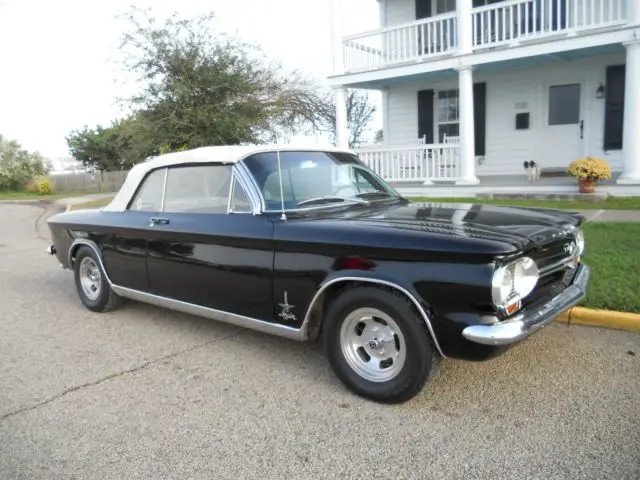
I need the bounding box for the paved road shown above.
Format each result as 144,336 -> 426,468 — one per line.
1,203 -> 639,479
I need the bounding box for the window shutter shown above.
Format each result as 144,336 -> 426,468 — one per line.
603,65 -> 625,151
415,0 -> 432,19
418,90 -> 435,144
473,82 -> 487,156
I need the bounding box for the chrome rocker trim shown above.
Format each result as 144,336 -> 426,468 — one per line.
68,239 -> 304,341
111,285 -> 304,341
462,263 -> 590,346
67,240 -> 445,350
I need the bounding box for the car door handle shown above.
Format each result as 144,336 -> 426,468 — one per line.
149,217 -> 170,226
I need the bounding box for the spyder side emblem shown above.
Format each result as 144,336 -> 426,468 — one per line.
278,290 -> 297,322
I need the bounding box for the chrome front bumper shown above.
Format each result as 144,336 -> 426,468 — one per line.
462,263 -> 590,346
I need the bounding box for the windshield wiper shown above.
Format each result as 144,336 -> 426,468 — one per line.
297,195 -> 369,207
355,191 -> 397,200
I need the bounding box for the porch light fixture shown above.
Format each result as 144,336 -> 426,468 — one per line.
596,83 -> 605,99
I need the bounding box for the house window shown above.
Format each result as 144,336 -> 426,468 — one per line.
548,84 -> 581,125
437,89 -> 459,141
435,0 -> 456,14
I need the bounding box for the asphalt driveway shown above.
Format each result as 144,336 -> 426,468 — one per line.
1,202 -> 639,479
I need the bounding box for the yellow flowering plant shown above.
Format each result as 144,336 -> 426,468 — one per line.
35,176 -> 53,195
567,156 -> 612,181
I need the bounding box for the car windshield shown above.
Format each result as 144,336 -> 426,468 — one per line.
242,150 -> 401,211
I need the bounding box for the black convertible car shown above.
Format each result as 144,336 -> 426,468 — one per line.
46,145 -> 590,403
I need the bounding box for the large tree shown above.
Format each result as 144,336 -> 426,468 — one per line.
66,118 -> 139,172
66,8 -> 378,167
113,7 -> 330,152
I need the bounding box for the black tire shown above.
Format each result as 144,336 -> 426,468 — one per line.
73,246 -> 122,313
323,285 -> 439,404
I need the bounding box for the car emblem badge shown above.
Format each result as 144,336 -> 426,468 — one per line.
278,290 -> 297,322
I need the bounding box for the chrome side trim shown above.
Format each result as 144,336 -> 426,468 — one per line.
111,285 -> 304,341
159,167 -> 168,212
230,168 -> 260,215
300,277 -> 447,358
68,238 -> 304,340
68,241 -> 444,349
235,162 -> 266,213
68,239 -> 111,277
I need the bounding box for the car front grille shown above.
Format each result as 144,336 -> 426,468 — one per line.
522,238 -> 580,309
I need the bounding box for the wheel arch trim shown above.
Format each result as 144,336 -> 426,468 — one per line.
68,239 -> 115,286
300,276 -> 446,358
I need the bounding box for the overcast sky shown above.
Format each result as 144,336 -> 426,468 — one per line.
0,0 -> 379,158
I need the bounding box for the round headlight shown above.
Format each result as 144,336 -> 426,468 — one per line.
491,265 -> 514,306
491,257 -> 539,308
575,229 -> 585,255
513,257 -> 538,298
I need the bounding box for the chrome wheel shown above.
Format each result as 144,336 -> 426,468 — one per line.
78,256 -> 102,301
339,307 -> 407,383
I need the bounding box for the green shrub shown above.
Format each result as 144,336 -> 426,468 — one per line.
0,134 -> 48,191
35,176 -> 53,195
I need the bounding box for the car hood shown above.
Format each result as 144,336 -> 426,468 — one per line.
300,201 -> 584,252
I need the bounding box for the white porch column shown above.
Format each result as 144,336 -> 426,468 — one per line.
381,88 -> 389,144
617,39 -> 640,185
456,0 -> 473,55
330,0 -> 344,75
455,66 -> 479,185
628,0 -> 640,25
334,86 -> 350,148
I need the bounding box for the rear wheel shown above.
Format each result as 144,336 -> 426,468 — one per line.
73,246 -> 122,313
323,285 -> 439,404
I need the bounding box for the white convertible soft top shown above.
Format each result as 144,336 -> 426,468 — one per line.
102,144 -> 354,212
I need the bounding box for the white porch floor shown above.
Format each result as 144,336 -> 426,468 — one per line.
391,173 -> 640,197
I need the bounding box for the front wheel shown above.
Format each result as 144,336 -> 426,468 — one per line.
323,286 -> 439,404
73,246 -> 122,313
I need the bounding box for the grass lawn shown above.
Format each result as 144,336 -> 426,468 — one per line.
581,222 -> 640,313
67,196 -> 114,211
409,196 -> 640,210
0,191 -> 94,201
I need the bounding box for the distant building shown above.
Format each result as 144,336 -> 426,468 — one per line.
46,156 -> 87,175
329,0 -> 640,186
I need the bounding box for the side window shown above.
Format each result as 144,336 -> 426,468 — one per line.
230,177 -> 253,213
129,168 -> 166,211
164,165 -> 232,214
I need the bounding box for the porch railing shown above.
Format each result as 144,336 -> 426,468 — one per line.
340,0 -> 628,74
472,0 -> 628,49
342,13 -> 457,73
356,144 -> 461,183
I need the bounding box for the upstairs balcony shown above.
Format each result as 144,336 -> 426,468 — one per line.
341,0 -> 630,74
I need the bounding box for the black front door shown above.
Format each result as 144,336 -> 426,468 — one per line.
144,164 -> 276,321
101,167 -> 167,292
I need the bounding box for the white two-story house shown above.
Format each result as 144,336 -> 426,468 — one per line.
328,0 -> 640,186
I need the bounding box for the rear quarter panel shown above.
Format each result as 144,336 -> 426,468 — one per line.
47,209 -> 151,290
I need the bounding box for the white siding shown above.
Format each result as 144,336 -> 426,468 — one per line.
385,53 -> 626,175
382,0 -> 416,27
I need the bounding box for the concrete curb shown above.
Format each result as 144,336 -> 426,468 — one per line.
557,307 -> 640,332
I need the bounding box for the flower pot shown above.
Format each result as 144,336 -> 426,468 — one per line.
579,178 -> 596,194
